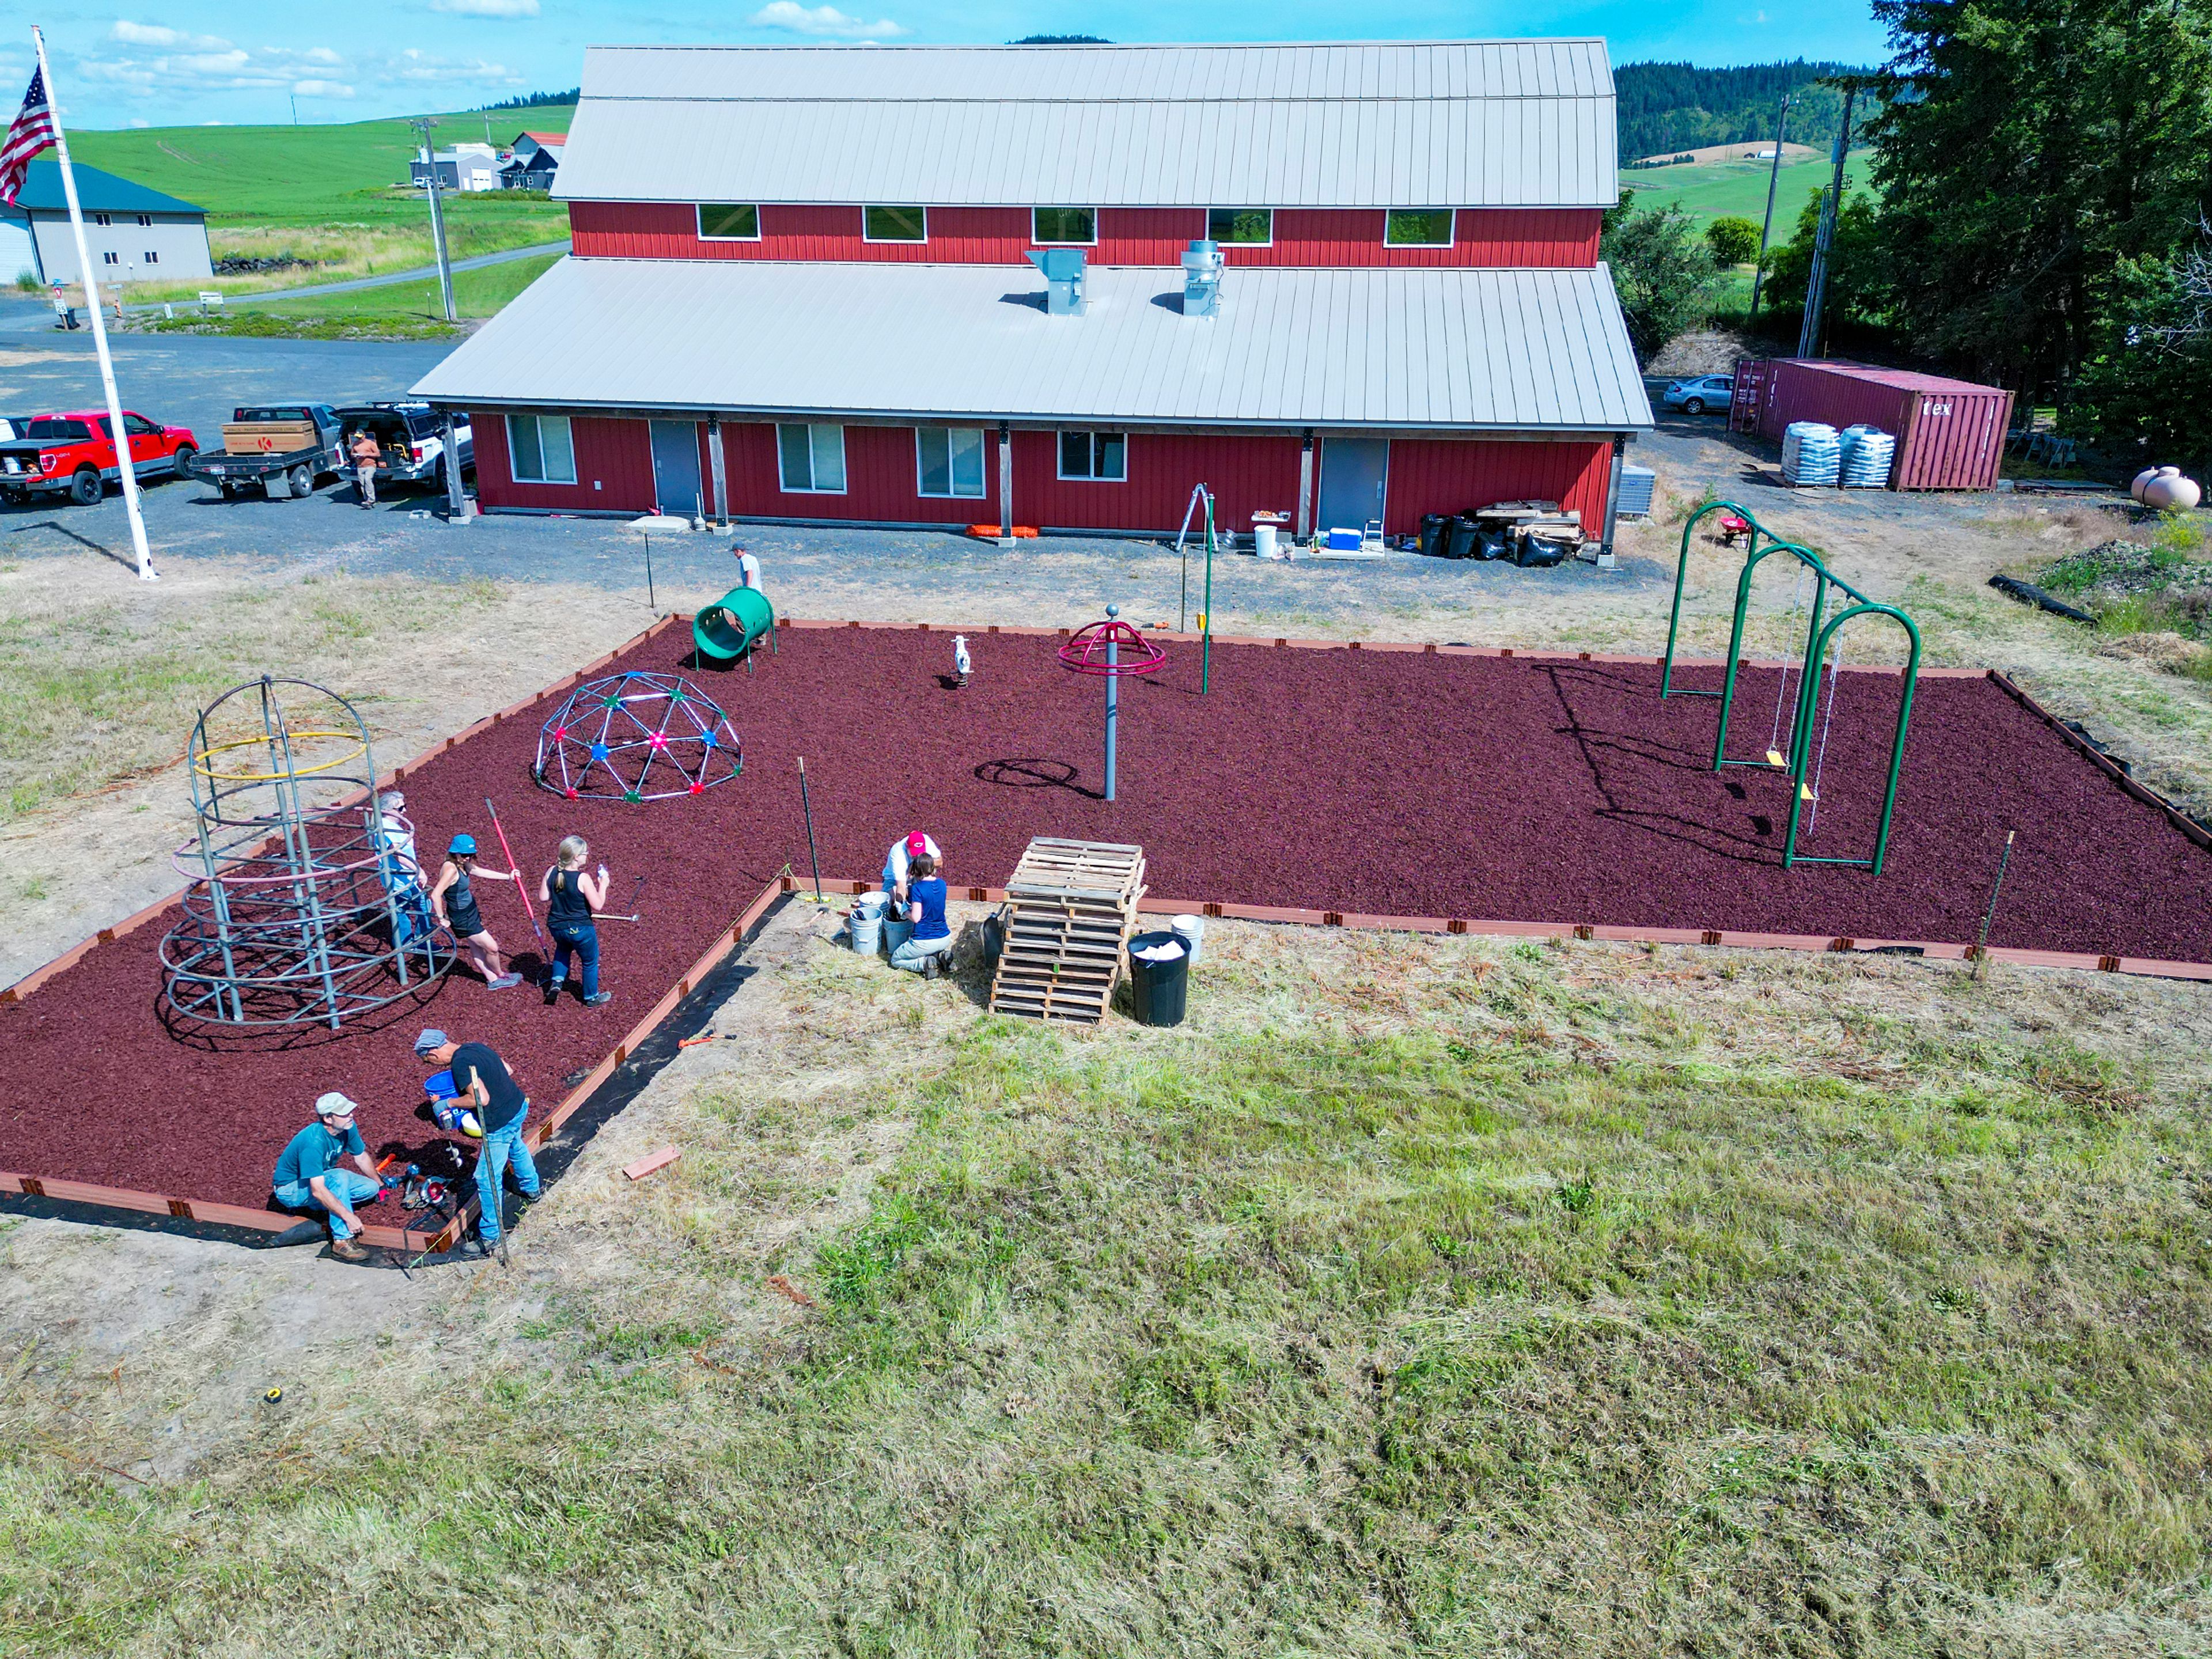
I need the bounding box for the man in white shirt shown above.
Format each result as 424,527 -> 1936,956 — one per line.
882,831 -> 940,906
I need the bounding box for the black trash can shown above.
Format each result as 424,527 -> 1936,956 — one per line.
1418,513 -> 1453,558
1445,516 -> 1483,560
1127,931 -> 1190,1027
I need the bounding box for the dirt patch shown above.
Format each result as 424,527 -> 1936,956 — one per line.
1646,329 -> 1753,377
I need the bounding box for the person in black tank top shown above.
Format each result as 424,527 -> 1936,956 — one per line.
429,834 -> 525,990
540,834 -> 613,1006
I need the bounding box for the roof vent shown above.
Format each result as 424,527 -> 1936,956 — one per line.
1181,239 -> 1224,317
1025,247 -> 1087,316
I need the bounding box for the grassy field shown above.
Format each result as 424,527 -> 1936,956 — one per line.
67,109 -> 573,302
4,910 -> 2208,1654
137,249 -> 566,339
1628,150 -> 1876,227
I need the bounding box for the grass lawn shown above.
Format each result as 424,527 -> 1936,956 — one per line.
137,251 -> 565,340
4,910 -> 2209,1654
67,110 -> 573,303
1629,151 -> 1876,227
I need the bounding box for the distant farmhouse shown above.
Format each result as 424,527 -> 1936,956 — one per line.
411,142 -> 502,192
501,131 -> 565,190
0,160 -> 214,286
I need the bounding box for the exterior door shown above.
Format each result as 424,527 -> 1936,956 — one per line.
649,420 -> 702,518
1318,437 -> 1389,533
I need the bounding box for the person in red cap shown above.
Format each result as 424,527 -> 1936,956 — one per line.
882,831 -> 940,907
878,831 -> 941,959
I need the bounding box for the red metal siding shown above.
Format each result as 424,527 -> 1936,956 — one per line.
569,203 -> 1601,268
724,422 -> 1002,522
1014,430 -> 1304,532
1754,359 -> 2013,490
1382,438 -> 1613,535
472,411 -> 656,513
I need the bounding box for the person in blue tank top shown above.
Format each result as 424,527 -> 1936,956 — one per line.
890,853 -> 955,979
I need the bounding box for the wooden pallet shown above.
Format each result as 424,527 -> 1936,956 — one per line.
987,838 -> 1145,1025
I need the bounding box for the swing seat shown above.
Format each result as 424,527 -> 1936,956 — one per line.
1765,748 -> 1786,768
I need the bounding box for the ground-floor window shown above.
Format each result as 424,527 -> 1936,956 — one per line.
506,414 -> 576,484
1058,430 -> 1126,482
778,423 -> 847,493
915,426 -> 986,498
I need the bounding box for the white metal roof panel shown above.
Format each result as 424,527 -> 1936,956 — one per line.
554,41 -> 1618,210
410,256 -> 1652,433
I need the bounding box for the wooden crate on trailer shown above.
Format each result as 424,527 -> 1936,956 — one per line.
987,838 -> 1146,1026
221,421 -> 320,454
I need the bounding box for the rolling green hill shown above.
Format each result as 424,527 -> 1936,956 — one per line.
66,107 -> 573,226
1626,150 -> 1876,229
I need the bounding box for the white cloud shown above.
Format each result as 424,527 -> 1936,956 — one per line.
748,3 -> 905,38
109,21 -> 230,50
429,0 -> 541,14
128,117 -> 149,127
392,48 -> 519,84
291,79 -> 355,98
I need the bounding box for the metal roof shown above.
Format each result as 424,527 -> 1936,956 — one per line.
410,255 -> 1652,433
554,41 -> 1618,210
1,160 -> 205,218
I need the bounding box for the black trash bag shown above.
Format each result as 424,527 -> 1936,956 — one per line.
1514,530 -> 1571,569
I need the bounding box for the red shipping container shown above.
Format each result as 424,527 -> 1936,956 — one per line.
1753,359 -> 2015,490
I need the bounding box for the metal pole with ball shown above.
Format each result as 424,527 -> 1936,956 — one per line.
1104,605 -> 1120,802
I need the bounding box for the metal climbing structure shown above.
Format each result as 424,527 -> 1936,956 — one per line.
161,677 -> 450,1032
534,671 -> 743,802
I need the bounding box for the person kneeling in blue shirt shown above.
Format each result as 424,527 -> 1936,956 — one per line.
272,1093 -> 384,1262
890,853 -> 955,979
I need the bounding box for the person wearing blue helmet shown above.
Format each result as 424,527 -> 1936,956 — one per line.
429,832 -> 525,990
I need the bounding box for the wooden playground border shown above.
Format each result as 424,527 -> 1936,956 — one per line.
6,613 -> 2209,1249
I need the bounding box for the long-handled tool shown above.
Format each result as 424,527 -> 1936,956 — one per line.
797,756 -> 824,904
483,796 -> 550,958
1972,829 -> 2016,982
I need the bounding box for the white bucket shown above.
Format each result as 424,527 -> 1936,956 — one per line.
856,890 -> 888,918
1253,523 -> 1279,560
1170,914 -> 1205,963
850,912 -> 882,955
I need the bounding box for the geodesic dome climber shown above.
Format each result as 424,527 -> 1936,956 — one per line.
533,671 -> 743,802
161,677 -> 453,1033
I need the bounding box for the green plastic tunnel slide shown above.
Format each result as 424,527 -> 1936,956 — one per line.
693,587 -> 776,662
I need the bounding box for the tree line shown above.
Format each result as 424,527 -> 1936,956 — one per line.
1605,6 -> 2212,469
1615,60 -> 1864,159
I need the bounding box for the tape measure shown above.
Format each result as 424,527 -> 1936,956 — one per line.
263,1387 -> 283,1404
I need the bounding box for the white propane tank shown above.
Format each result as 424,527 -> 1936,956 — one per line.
2132,467 -> 2162,502
2143,469 -> 2203,511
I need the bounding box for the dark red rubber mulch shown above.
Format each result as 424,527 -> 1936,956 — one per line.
5,628 -> 2208,1212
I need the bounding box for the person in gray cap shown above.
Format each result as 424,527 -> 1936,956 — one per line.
271,1092 -> 384,1262
416,1028 -> 538,1260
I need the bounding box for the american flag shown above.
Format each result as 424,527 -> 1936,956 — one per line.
1,67 -> 57,207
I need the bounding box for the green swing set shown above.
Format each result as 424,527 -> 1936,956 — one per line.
1660,500 -> 1923,874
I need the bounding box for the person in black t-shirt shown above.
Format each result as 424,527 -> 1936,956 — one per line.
415,1027 -> 539,1257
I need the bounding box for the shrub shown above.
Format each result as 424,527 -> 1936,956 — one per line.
1706,215 -> 1763,266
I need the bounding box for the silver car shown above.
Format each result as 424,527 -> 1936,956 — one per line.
1662,374 -> 1734,416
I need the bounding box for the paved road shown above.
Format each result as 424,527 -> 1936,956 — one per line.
214,241 -> 569,308
0,292 -> 453,450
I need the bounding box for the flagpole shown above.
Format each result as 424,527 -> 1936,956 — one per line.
31,26 -> 156,582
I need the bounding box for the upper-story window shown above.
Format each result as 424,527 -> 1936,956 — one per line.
135,213 -> 151,228
697,203 -> 761,241
1385,209 -> 1455,247
864,206 -> 927,243
1207,209 -> 1272,246
1032,207 -> 1097,245
92,211 -> 111,228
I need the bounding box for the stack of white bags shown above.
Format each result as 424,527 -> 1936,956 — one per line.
1781,422 -> 1842,486
1839,425 -> 1896,488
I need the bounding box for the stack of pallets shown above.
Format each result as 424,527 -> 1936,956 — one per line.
987,838 -> 1146,1025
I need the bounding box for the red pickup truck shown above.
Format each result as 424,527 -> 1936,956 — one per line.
0,410 -> 199,506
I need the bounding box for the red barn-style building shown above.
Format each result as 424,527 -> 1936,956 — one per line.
414,40 -> 1654,546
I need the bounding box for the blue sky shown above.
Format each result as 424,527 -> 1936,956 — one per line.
5,2 -> 1893,131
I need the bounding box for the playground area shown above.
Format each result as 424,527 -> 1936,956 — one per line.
2,596 -> 2210,1226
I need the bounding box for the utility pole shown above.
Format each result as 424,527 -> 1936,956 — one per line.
1798,83 -> 1861,361
1746,93 -> 1790,328
411,114 -> 457,323
290,93 -> 298,126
